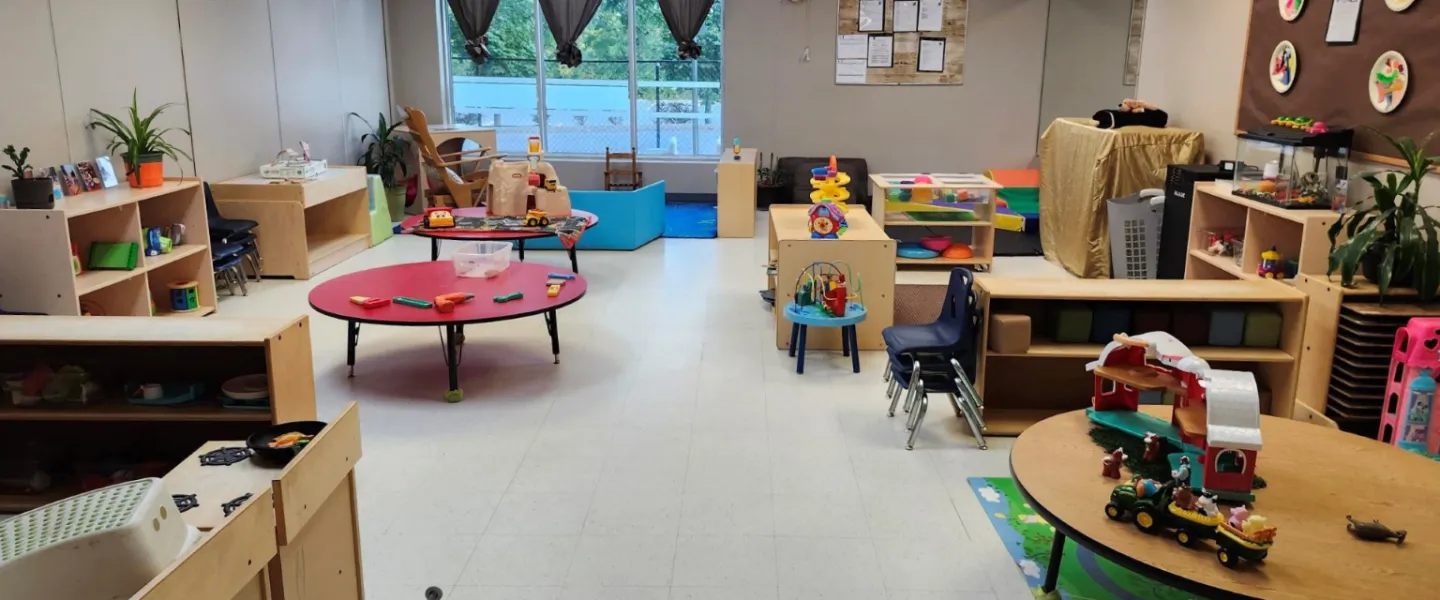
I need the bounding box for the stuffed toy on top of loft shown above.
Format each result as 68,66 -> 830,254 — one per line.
1093,98 -> 1170,130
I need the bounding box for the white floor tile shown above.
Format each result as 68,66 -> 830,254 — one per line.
486,492 -> 593,535
775,537 -> 885,591
672,535 -> 778,588
565,534 -> 677,586
445,586 -> 563,600
670,586 -> 778,600
583,488 -> 683,536
458,535 -> 579,586
772,492 -> 870,538
872,537 -> 993,592
365,533 -> 479,588
558,586 -> 670,600
679,492 -> 775,535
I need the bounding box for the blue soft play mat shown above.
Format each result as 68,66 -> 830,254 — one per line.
663,203 -> 717,239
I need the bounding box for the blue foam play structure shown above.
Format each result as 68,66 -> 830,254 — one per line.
523,181 -> 666,251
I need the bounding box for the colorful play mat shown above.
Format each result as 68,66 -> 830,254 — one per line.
967,477 -> 1195,600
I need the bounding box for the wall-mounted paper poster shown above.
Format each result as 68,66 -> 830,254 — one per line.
94,157 -> 119,189
1371,50 -> 1409,113
1271,40 -> 1298,93
858,0 -> 884,31
1279,0 -> 1305,21
1326,0 -> 1361,44
1386,0 -> 1417,11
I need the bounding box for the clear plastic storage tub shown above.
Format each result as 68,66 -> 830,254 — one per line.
453,241 -> 512,278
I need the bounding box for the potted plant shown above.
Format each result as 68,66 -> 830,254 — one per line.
88,90 -> 192,189
1328,130 -> 1440,301
3,145 -> 54,209
351,112 -> 410,220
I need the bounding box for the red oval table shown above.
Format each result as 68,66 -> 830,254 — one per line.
400,207 -> 600,271
308,260 -> 587,402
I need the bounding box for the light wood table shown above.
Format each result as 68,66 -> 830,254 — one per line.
395,124 -> 498,213
159,402 -> 365,600
210,168 -> 370,279
717,147 -> 757,238
770,205 -> 895,351
1012,407 -> 1440,600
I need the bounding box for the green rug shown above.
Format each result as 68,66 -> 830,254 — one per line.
967,477 -> 1198,600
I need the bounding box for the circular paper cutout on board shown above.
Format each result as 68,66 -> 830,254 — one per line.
1387,0 -> 1417,11
1371,51 -> 1410,113
1271,41 -> 1299,93
1279,0 -> 1305,21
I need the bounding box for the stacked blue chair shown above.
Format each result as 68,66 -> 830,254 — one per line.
881,268 -> 986,450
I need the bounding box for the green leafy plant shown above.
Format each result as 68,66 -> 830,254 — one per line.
1328,130 -> 1440,301
2,145 -> 38,179
350,112 -> 409,188
87,89 -> 192,176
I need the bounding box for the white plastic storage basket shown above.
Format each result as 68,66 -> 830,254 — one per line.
453,241 -> 513,278
1108,189 -> 1166,279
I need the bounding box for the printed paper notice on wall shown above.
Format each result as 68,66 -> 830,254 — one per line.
1326,0 -> 1362,44
918,37 -> 946,72
867,34 -> 894,68
893,1 -> 920,32
836,59 -> 867,84
838,34 -> 868,60
858,0 -> 885,32
918,0 -> 945,31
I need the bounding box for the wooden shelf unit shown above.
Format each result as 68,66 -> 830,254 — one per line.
868,173 -> 1003,271
1185,182 -> 1336,281
0,180 -> 216,316
0,316 -> 316,513
973,278 -> 1309,434
770,205 -> 895,351
717,147 -> 757,238
210,168 -> 370,279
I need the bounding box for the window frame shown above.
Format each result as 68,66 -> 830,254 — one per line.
439,0 -> 724,160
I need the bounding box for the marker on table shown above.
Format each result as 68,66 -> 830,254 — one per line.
493,292 -> 524,303
547,273 -> 576,280
394,296 -> 434,308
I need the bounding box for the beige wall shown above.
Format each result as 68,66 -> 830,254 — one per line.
1038,0 -> 1137,131
0,0 -> 391,194
1135,0 -> 1439,206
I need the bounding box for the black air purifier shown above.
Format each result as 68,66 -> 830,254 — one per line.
1156,164 -> 1232,279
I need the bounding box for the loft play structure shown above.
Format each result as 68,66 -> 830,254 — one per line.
1086,332 -> 1264,502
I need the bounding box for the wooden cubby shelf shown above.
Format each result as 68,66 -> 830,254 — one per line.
868,173 -> 1003,271
973,278 -> 1309,434
1185,182 -> 1336,281
0,179 -> 216,316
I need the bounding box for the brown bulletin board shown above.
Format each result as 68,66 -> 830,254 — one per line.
836,0 -> 968,85
1238,0 -> 1440,166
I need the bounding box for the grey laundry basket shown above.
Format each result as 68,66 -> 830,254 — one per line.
1108,189 -> 1166,279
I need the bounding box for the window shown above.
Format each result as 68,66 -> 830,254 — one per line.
445,0 -> 723,157
1215,449 -> 1246,474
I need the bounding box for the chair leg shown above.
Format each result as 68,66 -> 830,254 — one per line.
907,391 -> 929,451
958,398 -> 989,450
882,368 -> 892,384
245,252 -> 261,281
216,271 -> 231,296
887,379 -> 904,417
841,327 -> 850,357
946,393 -> 964,419
885,377 -> 898,400
232,266 -> 248,296
848,325 -> 861,374
951,359 -> 986,430
903,364 -> 922,414
224,269 -> 239,296
789,322 -> 800,358
907,380 -> 926,430
795,325 -> 808,374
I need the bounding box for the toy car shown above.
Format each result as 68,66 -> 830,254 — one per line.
524,209 -> 550,227
1105,477 -> 1275,569
424,207 -> 456,228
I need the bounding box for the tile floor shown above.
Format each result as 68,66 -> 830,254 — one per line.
215,215 -> 1073,600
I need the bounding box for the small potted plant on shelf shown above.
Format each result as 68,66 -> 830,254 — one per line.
1328,130 -> 1440,301
3,145 -> 55,209
351,112 -> 409,220
88,90 -> 192,189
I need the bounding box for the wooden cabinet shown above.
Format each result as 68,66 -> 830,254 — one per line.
210,168 -> 370,279
770,205 -> 895,350
717,148 -> 757,238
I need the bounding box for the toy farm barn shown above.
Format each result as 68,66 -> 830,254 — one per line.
1086,332 -> 1264,502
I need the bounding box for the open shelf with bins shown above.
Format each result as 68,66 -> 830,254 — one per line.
0,316 -> 315,513
0,179 -> 215,316
1185,182 -> 1335,281
972,278 -> 1309,434
868,173 -> 1002,271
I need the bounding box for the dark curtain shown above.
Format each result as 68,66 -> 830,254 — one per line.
537,0 -> 604,67
447,0 -> 502,64
658,0 -> 716,59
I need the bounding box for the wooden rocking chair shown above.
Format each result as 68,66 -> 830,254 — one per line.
403,106 -> 503,208
604,147 -> 643,191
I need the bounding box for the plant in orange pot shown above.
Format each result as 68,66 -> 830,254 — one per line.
87,90 -> 191,189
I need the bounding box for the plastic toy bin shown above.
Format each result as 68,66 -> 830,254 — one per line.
453,241 -> 513,278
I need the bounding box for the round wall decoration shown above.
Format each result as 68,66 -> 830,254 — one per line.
1271,41 -> 1299,93
1370,51 -> 1410,113
1279,0 -> 1305,21
1386,0 -> 1417,12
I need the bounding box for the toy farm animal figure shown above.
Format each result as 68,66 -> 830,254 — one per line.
1173,487 -> 1199,512
1241,515 -> 1277,542
1347,516 -> 1406,545
1228,506 -> 1250,529
1101,448 -> 1126,479
1142,432 -> 1161,462
1196,496 -> 1219,518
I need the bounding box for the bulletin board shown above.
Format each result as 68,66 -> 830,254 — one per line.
835,0 -> 968,85
1237,0 -> 1440,165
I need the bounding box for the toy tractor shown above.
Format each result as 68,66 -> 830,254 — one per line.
524,209 -> 550,228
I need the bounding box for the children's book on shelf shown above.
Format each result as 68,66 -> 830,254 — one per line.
59,164 -> 82,196
76,160 -> 103,192
95,156 -> 119,188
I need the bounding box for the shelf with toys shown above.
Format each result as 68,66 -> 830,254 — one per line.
868,172 -> 1004,269
1185,182 -> 1336,283
0,179 -> 216,316
769,203 -> 894,352
973,278 -> 1308,434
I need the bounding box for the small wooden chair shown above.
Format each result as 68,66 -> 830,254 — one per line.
604,146 -> 643,191
403,106 -> 503,208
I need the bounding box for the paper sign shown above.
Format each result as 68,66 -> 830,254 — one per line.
858,0 -> 885,32
867,34 -> 894,68
918,37 -> 946,72
893,1 -> 920,32
1327,0 -> 1362,43
918,0 -> 945,31
837,34 -> 868,60
836,59 -> 867,84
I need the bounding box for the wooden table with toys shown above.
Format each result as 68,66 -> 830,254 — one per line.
1011,406 -> 1440,600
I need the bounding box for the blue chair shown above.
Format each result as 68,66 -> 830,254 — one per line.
206,182 -> 262,279
881,268 -> 986,450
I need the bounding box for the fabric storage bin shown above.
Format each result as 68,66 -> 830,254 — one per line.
1243,309 -> 1283,348
988,314 -> 1032,354
1053,304 -> 1093,343
1208,308 -> 1246,347
1171,306 -> 1210,347
1132,304 -> 1171,334
1091,303 -> 1133,343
